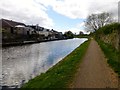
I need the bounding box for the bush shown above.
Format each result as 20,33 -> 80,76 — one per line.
97,23 -> 120,35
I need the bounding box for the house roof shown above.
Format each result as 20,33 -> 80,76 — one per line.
0,18 -> 26,28
15,25 -> 25,27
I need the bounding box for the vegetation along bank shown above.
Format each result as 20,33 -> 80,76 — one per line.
94,23 -> 120,77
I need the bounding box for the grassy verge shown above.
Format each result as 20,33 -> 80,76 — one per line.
97,40 -> 120,77
21,40 -> 90,89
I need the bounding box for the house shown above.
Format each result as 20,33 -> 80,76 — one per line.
51,29 -> 63,39
15,25 -> 34,35
40,28 -> 50,37
0,19 -> 36,36
28,25 -> 43,35
1,19 -> 64,42
0,19 -> 26,34
29,25 -> 50,37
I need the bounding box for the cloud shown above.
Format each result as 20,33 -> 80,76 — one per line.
76,22 -> 85,28
37,0 -> 119,19
61,24 -> 88,34
87,1 -> 119,19
0,0 -> 54,28
0,0 -> 119,33
36,0 -> 88,19
66,27 -> 89,34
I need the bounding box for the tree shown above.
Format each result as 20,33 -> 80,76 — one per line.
64,31 -> 74,39
79,31 -> 84,35
85,12 -> 113,32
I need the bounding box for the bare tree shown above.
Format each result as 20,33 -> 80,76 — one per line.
85,12 -> 113,32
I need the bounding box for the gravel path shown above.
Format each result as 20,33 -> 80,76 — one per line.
70,39 -> 118,88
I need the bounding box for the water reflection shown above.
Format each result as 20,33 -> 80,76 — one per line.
2,38 -> 87,87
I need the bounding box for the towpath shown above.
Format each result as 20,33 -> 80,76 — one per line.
70,39 -> 118,88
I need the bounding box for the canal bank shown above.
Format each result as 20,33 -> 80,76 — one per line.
21,39 -> 90,88
2,38 -> 68,47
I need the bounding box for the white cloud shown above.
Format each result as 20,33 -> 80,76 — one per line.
74,22 -> 92,34
0,0 -> 54,28
69,27 -> 89,34
87,1 -> 119,19
76,22 -> 85,28
37,0 -> 119,19
36,0 -> 88,19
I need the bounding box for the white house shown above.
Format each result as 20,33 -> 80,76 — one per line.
15,25 -> 34,35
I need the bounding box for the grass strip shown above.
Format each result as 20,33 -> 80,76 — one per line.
21,40 -> 90,89
97,40 -> 120,77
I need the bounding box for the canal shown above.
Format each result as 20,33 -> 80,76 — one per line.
2,38 -> 87,88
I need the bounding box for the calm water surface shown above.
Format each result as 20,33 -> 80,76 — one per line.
2,38 -> 87,87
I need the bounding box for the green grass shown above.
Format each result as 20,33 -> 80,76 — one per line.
21,40 -> 90,89
97,40 -> 120,77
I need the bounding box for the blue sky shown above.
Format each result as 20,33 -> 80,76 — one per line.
47,7 -> 85,33
1,0 -> 118,34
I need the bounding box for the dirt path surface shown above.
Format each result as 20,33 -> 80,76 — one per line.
70,39 -> 118,88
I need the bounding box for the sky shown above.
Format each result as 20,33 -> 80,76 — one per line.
0,0 -> 119,34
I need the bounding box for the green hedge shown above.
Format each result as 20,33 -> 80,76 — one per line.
96,23 -> 120,35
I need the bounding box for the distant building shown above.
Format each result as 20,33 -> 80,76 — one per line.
28,25 -> 50,37
0,18 -> 26,34
1,18 -> 64,42
28,25 -> 43,31
51,29 -> 63,39
14,25 -> 34,35
40,28 -> 50,37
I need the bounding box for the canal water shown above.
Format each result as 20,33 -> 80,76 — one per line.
2,38 -> 87,88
